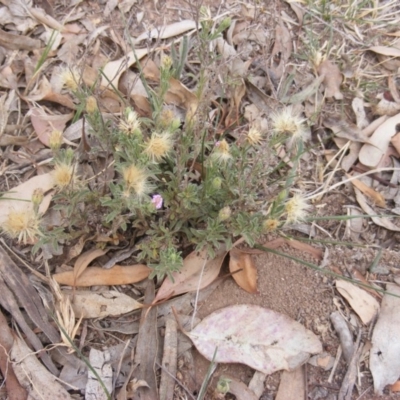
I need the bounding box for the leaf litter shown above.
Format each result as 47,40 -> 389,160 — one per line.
2,0 -> 400,398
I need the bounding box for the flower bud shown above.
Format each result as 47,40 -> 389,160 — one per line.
31,188 -> 44,207
86,96 -> 98,114
218,206 -> 231,221
212,177 -> 222,190
49,130 -> 63,152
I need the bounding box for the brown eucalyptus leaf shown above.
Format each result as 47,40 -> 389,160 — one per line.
54,264 -> 150,287
186,305 -> 322,374
318,59 -> 343,100
153,247 -> 227,304
229,248 -> 258,294
73,248 -> 108,284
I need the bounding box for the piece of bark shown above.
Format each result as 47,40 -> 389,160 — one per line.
0,247 -> 60,375
159,318 -> 178,400
330,311 -> 354,363
0,309 -> 28,400
134,280 -> 158,399
338,330 -> 362,400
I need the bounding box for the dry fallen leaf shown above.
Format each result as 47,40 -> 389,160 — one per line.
318,59 -> 343,100
53,264 -> 150,286
0,173 -> 54,225
370,284 -> 400,394
73,248 -> 108,285
336,280 -> 379,325
355,188 -> 400,232
85,348 -> 112,400
153,247 -> 227,304
29,106 -> 74,147
186,304 -> 322,374
64,290 -> 143,318
270,20 -> 292,80
10,337 -> 72,399
135,20 -> 196,43
346,173 -> 386,208
359,111 -> 400,167
229,248 -> 258,294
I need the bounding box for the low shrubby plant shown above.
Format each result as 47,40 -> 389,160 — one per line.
4,13 -> 312,281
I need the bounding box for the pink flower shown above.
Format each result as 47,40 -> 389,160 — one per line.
151,194 -> 163,209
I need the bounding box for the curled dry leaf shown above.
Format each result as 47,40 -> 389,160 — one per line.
229,248 -> 258,294
53,264 -> 150,286
335,280 -> 379,325
318,59 -> 343,100
63,290 -> 143,319
370,284 -> 400,394
368,46 -> 400,71
153,247 -> 227,304
359,112 -> 400,167
73,248 -> 108,285
186,304 -> 322,374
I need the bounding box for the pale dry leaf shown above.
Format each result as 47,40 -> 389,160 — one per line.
369,46 -> 400,57
318,59 -> 343,100
275,367 -> 305,400
0,173 -> 54,225
54,264 -> 150,286
221,376 -> 258,400
10,337 -> 72,400
323,116 -> 370,143
374,93 -> 400,116
135,20 -> 196,43
101,48 -> 149,88
64,290 -> 143,318
346,173 -> 386,208
29,106 -> 73,146
186,304 -> 322,374
352,97 -> 369,129
336,280 -> 379,325
359,112 -> 400,168
153,247 -> 227,304
391,132 -> 400,155
370,284 -> 400,395
282,75 -> 324,105
229,248 -> 258,294
388,76 -> 400,103
86,348 -> 112,400
355,188 -> 400,232
73,248 -> 108,284
270,19 -> 292,80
